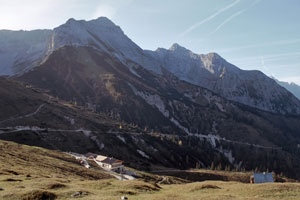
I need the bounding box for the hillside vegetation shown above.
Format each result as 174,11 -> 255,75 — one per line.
1,140 -> 300,200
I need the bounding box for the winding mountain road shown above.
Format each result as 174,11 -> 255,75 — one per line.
0,103 -> 46,125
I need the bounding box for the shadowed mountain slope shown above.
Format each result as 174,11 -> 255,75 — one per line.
12,45 -> 300,179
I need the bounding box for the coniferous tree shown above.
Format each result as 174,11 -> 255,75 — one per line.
217,163 -> 222,171
210,162 -> 215,170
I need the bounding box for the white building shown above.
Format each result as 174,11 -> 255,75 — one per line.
86,153 -> 124,173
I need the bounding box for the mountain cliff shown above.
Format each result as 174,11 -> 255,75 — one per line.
0,29 -> 51,75
147,43 -> 300,115
0,17 -> 161,76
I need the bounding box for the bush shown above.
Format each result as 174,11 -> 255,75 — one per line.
21,190 -> 57,200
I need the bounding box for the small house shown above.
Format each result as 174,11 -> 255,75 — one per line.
94,155 -> 124,173
250,172 -> 274,184
85,152 -> 98,160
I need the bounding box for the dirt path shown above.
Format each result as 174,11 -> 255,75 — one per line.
0,103 -> 46,125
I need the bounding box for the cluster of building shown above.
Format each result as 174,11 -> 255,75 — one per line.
85,153 -> 124,173
71,152 -> 275,184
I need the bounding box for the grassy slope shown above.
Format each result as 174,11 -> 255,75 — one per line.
152,169 -> 252,183
131,181 -> 300,200
1,140 -> 300,200
0,140 -> 112,199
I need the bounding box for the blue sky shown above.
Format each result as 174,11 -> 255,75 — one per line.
0,0 -> 299,84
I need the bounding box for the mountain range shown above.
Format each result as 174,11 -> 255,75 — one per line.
1,17 -> 300,115
1,17 -> 300,179
272,77 -> 300,100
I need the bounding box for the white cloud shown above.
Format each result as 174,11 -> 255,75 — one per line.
209,0 -> 263,35
177,0 -> 240,39
230,51 -> 300,64
90,4 -> 117,20
0,0 -> 62,30
209,9 -> 245,35
89,0 -> 134,20
260,56 -> 275,77
217,39 -> 300,53
0,0 -> 134,30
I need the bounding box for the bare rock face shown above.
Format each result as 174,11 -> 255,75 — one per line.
49,17 -> 162,74
0,29 -> 52,75
148,43 -> 300,115
273,77 -> 300,100
0,17 -> 161,77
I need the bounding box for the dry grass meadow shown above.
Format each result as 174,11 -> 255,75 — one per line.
1,140 -> 300,200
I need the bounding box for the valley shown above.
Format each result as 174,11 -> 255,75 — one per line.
0,15 -> 300,199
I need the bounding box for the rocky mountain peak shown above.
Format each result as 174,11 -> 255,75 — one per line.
52,16 -> 125,51
206,52 -> 223,61
65,18 -> 77,24
167,43 -> 193,58
92,17 -> 118,27
169,43 -> 189,52
64,17 -> 116,27
61,17 -> 120,34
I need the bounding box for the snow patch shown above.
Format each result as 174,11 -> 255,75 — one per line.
86,103 -> 96,112
215,102 -> 226,112
212,121 -> 218,133
206,134 -> 219,148
149,146 -> 158,152
78,128 -> 91,137
224,150 -> 234,164
170,117 -> 191,134
128,63 -> 141,78
64,116 -> 75,125
91,136 -> 105,150
188,133 -> 222,148
128,83 -> 169,117
217,147 -> 235,164
117,135 -> 126,143
131,136 -> 139,144
137,149 -> 150,159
